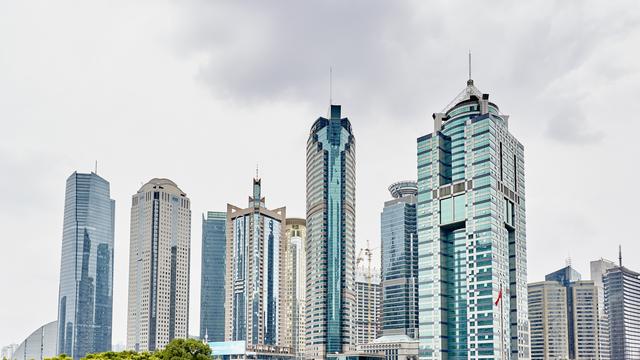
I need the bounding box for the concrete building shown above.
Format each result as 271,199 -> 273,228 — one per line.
126,178 -> 191,351
590,258 -> 617,360
358,335 -> 419,360
417,77 -> 529,359
355,268 -> 381,346
380,181 -> 418,339
603,261 -> 640,359
285,218 -> 306,359
528,282 -> 569,360
12,321 -> 57,360
200,211 -> 227,342
56,172 -> 115,359
306,104 -> 356,359
224,176 -> 290,354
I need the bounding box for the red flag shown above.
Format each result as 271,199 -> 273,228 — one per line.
494,287 -> 502,306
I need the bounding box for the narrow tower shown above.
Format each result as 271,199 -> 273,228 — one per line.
305,105 -> 356,359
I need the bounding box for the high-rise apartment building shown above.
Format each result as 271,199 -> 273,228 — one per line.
416,78 -> 529,359
591,258 -> 617,360
126,178 -> 191,352
200,211 -> 226,342
355,269 -> 382,346
285,218 -> 307,359
380,181 -> 418,339
306,104 -> 356,359
224,177 -> 289,351
528,282 -> 569,360
604,263 -> 640,359
57,172 -> 115,359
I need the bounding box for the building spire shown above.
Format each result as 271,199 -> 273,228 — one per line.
619,244 -> 623,267
467,51 -> 474,86
256,163 -> 259,180
329,66 -> 333,105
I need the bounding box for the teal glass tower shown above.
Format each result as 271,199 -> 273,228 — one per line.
57,172 -> 115,359
306,105 -> 356,359
417,79 -> 529,359
200,211 -> 226,342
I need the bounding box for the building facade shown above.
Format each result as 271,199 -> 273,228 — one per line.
527,282 -> 568,360
126,178 -> 191,351
57,172 -> 115,359
285,218 -> 307,359
306,104 -> 356,359
358,335 -> 419,360
545,266 -> 582,359
12,321 -> 58,360
200,211 -> 227,342
355,269 -> 382,346
570,281 -> 599,359
416,79 -> 529,359
224,177 -> 289,352
590,258 -> 617,360
381,181 -> 418,339
604,265 -> 640,359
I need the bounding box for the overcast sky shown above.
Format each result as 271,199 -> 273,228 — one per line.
1,0 -> 639,349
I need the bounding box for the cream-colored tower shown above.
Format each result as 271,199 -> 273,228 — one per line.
285,218 -> 306,359
126,178 -> 191,352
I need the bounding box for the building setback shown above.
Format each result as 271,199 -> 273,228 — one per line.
200,211 -> 227,342
224,177 -> 290,352
126,178 -> 191,351
380,181 -> 418,339
527,282 -> 569,360
305,104 -> 356,359
57,172 -> 115,359
416,78 -> 529,359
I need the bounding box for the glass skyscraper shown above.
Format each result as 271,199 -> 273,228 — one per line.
200,211 -> 226,342
57,172 -> 115,359
604,263 -> 640,359
380,181 -> 418,338
306,104 -> 356,359
416,79 -> 529,359
224,177 -> 289,350
285,218 -> 307,359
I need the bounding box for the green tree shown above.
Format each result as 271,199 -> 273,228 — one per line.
156,339 -> 211,360
46,355 -> 73,360
82,351 -> 157,360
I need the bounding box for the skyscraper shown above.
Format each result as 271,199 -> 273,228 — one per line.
591,258 -> 617,360
200,211 -> 227,342
570,281 -> 599,358
354,268 -> 381,346
306,104 -> 356,359
380,181 -> 418,339
285,218 -> 307,359
224,176 -> 289,350
126,178 -> 191,352
527,282 -> 569,360
545,265 -> 581,359
57,172 -> 115,359
603,262 -> 640,359
416,78 -> 529,359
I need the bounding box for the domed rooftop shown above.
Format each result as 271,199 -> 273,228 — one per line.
388,180 -> 418,198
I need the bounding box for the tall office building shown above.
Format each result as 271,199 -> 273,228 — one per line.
570,281 -> 599,358
380,181 -> 418,338
355,269 -> 382,346
416,78 -> 529,359
224,176 -> 289,350
57,172 -> 115,359
527,282 -> 569,360
126,178 -> 191,351
545,265 -> 581,359
603,260 -> 640,360
305,104 -> 356,359
591,258 -> 617,360
200,211 -> 227,342
285,218 -> 307,359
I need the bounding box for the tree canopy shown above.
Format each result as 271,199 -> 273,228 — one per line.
45,339 -> 212,360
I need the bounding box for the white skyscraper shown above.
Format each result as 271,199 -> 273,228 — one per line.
126,178 -> 191,352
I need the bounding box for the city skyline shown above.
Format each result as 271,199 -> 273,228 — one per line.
2,0 -> 640,352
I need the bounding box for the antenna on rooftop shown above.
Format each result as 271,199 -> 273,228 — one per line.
256,163 -> 259,179
95,160 -> 98,174
468,50 -> 472,80
329,66 -> 333,105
